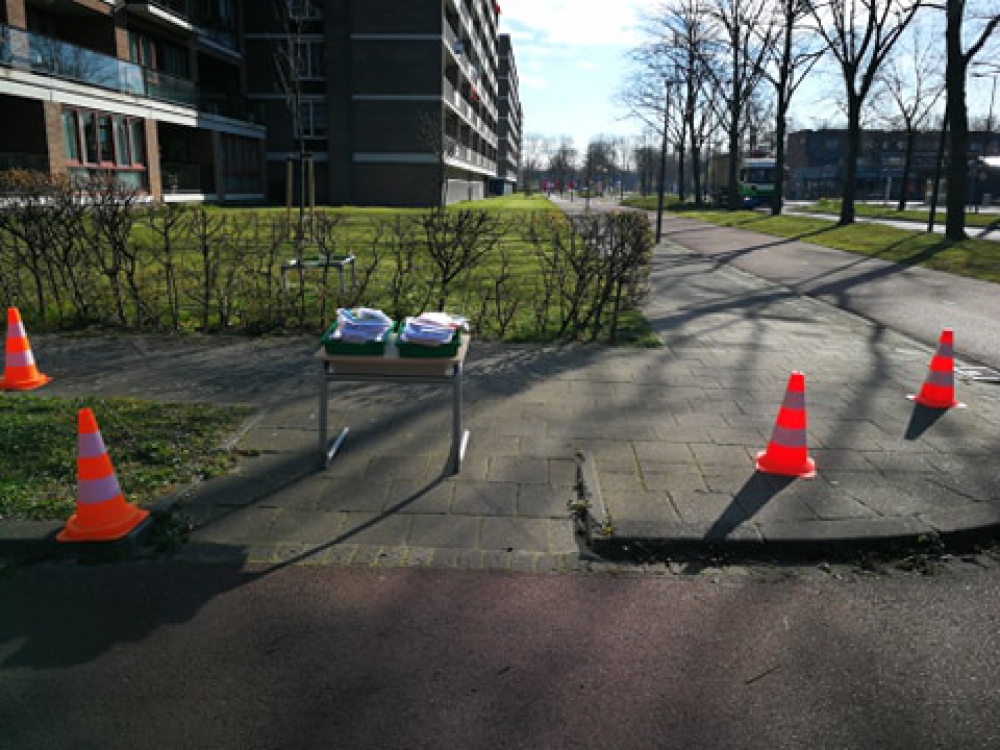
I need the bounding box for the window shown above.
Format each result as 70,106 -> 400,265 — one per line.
292,39 -> 325,79
297,100 -> 327,139
81,112 -> 98,164
221,134 -> 262,193
61,107 -> 146,172
287,0 -> 323,20
98,115 -> 114,164
129,121 -> 146,166
62,111 -> 80,162
128,31 -> 189,78
114,119 -> 130,166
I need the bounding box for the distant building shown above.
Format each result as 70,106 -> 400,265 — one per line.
492,33 -> 520,196
0,0 -> 266,203
244,0 -> 521,207
786,128 -> 999,204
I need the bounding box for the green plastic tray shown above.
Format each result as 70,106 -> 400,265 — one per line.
321,320 -> 392,356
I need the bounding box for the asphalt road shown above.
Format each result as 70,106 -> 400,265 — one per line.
2,559 -> 1000,749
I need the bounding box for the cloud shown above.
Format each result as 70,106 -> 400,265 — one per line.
499,0 -> 656,48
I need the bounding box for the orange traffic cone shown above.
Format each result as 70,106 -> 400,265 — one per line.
908,328 -> 965,409
1,307 -> 51,391
57,408 -> 150,543
755,371 -> 816,478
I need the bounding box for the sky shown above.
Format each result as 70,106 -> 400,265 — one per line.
496,1 -> 999,155
497,0 -> 661,151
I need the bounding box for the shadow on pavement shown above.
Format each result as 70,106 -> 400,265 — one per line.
704,473 -> 797,542
903,403 -> 951,441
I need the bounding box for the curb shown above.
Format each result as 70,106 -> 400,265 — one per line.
577,509 -> 1000,563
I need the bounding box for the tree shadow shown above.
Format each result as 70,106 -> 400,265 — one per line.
703,473 -> 796,542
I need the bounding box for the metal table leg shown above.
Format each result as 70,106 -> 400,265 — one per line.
319,361 -> 349,468
450,362 -> 470,474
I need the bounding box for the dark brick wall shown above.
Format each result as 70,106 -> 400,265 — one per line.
353,100 -> 438,152
353,0 -> 441,34
352,39 -> 442,94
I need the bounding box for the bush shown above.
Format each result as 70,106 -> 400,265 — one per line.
0,174 -> 653,343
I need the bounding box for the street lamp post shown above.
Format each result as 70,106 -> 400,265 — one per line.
655,79 -> 680,243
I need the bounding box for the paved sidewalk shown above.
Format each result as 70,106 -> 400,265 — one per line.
3,217 -> 999,568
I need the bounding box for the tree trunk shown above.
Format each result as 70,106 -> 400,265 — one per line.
727,117 -> 740,210
677,142 -> 687,203
944,2 -> 968,241
772,102 -> 788,216
898,129 -> 916,212
692,144 -> 702,206
728,89 -> 741,210
840,95 -> 861,225
771,14 -> 794,217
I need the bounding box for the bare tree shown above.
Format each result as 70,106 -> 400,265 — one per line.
707,0 -> 778,209
583,136 -> 617,202
521,134 -> 551,196
807,0 -> 924,225
932,0 -> 1000,239
618,55 -> 686,198
547,137 -> 578,195
272,0 -> 313,251
633,134 -> 660,196
877,24 -> 944,210
759,0 -> 825,215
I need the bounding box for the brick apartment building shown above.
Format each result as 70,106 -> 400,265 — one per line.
0,0 -> 521,207
786,128 -> 1000,205
0,0 -> 267,203
244,0 -> 522,207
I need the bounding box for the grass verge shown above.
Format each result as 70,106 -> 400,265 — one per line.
622,196 -> 1000,284
0,395 -> 251,522
801,199 -> 1000,230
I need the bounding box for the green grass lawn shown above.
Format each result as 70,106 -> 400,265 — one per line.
621,196 -> 1000,285
801,199 -> 1000,229
0,395 -> 251,522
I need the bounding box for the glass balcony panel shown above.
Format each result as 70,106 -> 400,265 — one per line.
0,24 -> 252,121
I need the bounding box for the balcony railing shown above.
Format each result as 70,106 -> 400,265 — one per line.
0,24 -> 253,121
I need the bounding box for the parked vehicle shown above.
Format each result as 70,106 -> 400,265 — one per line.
708,153 -> 778,208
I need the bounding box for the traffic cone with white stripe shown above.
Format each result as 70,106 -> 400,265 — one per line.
57,408 -> 150,542
1,307 -> 51,391
908,328 -> 965,409
755,371 -> 816,478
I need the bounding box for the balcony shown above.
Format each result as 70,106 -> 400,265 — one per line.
121,1 -> 236,51
0,24 -> 253,121
122,1 -> 195,34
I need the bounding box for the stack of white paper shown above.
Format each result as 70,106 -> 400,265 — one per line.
334,307 -> 392,343
401,312 -> 468,346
